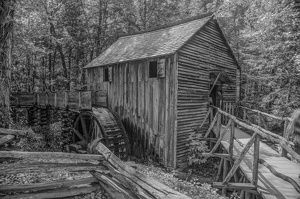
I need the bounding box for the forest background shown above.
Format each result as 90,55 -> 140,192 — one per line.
2,0 -> 300,117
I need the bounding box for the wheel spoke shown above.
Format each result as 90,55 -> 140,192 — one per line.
89,117 -> 95,141
73,128 -> 86,141
80,116 -> 89,140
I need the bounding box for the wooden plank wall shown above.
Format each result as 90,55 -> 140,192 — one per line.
176,18 -> 238,166
87,55 -> 178,167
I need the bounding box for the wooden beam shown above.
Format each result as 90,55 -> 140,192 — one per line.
0,128 -> 30,137
229,121 -> 235,156
207,119 -> 232,157
204,112 -> 219,138
1,185 -> 100,199
223,133 -> 257,183
0,177 -> 98,193
209,72 -> 221,95
198,108 -> 212,130
213,182 -> 256,190
94,142 -> 191,199
0,162 -> 107,175
252,135 -> 260,186
201,153 -> 234,160
0,151 -> 104,161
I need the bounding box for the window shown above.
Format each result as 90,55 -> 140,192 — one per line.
103,67 -> 109,82
103,67 -> 112,82
149,61 -> 157,78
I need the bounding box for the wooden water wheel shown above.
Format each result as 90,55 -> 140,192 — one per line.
73,108 -> 129,159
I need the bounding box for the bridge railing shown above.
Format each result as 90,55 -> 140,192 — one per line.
236,106 -> 293,157
200,105 -> 300,195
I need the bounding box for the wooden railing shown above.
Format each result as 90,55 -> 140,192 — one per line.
236,106 -> 293,157
199,105 -> 300,195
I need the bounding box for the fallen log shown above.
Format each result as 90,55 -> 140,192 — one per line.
0,162 -> 107,175
0,128 -> 31,137
0,151 -> 104,161
0,177 -> 98,193
93,142 -> 192,199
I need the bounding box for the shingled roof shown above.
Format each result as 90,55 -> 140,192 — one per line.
84,14 -> 213,69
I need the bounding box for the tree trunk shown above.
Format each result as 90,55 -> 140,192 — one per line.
0,0 -> 15,128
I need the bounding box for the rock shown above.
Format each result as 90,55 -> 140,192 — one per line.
76,140 -> 88,149
77,150 -> 87,154
69,144 -> 82,152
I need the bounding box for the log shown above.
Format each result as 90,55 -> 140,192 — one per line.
0,177 -> 98,193
198,108 -> 211,130
201,153 -> 234,160
2,185 -> 100,199
214,158 -> 223,181
252,135 -> 260,186
0,151 -> 104,161
204,112 -> 219,138
205,119 -> 232,161
0,135 -> 15,146
0,162 -> 107,175
0,128 -> 31,137
94,142 -> 192,199
238,106 -> 292,122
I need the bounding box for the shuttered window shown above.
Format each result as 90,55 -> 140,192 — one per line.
149,61 -> 158,78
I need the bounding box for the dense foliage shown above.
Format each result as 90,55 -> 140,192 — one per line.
10,0 -> 300,117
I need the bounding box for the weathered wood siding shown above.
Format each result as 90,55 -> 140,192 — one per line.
86,55 -> 178,167
176,18 -> 238,166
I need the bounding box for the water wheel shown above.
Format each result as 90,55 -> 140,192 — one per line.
73,108 -> 129,159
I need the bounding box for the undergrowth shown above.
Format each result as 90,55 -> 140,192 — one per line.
18,123 -> 64,152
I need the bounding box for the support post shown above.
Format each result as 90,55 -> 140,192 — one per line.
222,159 -> 228,196
229,121 -> 235,157
216,113 -> 222,138
281,120 -> 289,157
252,134 -> 260,187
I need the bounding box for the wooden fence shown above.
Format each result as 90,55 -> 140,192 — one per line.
0,129 -> 190,199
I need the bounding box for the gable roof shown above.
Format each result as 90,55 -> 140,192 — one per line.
84,14 -> 213,69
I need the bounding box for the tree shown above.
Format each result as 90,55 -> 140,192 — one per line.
0,0 -> 15,127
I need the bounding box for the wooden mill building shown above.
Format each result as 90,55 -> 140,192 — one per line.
84,13 -> 240,168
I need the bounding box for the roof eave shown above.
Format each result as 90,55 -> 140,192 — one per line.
83,52 -> 176,69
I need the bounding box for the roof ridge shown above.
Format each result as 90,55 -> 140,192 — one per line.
119,12 -> 214,38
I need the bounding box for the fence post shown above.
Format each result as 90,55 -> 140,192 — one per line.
216,113 -> 222,138
252,134 -> 260,187
229,121 -> 235,157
